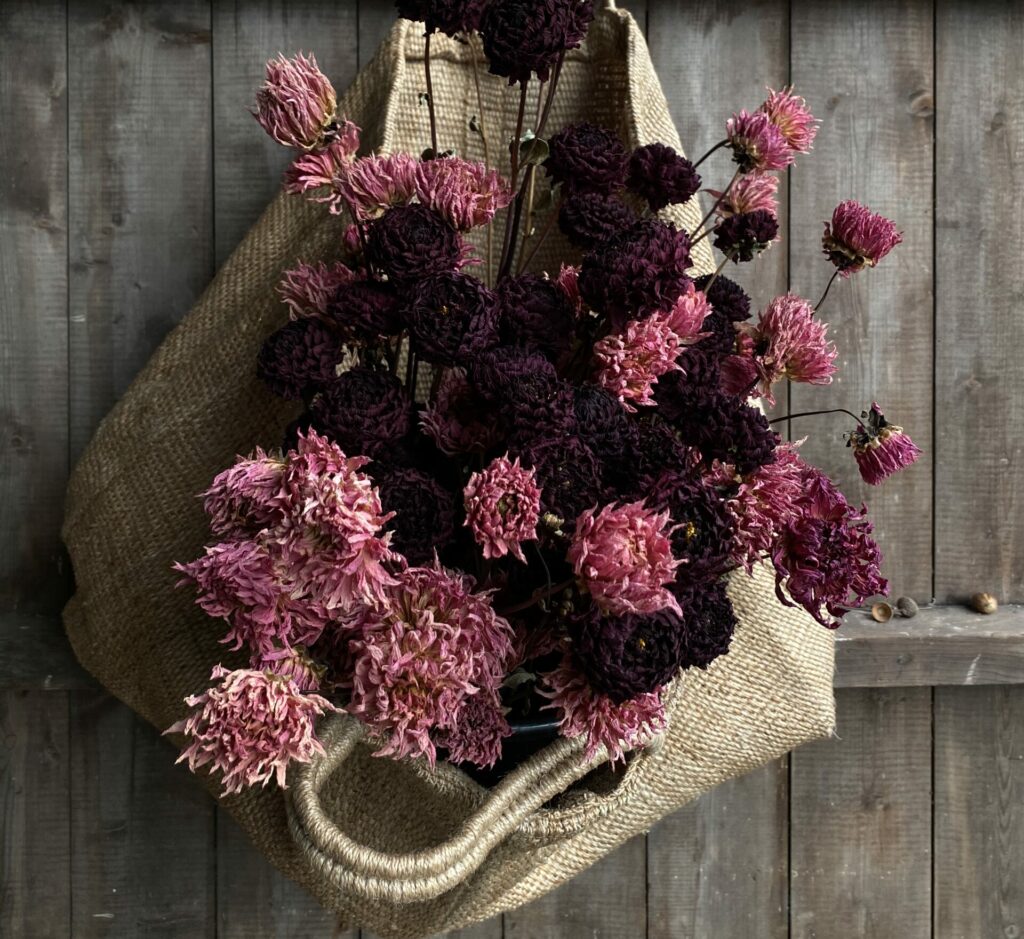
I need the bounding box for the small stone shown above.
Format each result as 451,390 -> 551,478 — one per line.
895,596 -> 919,619
971,592 -> 998,615
871,600 -> 893,623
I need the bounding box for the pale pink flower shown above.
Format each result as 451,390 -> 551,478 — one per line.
726,110 -> 794,173
414,156 -> 513,230
252,645 -> 325,692
344,563 -> 514,765
253,53 -> 338,151
554,264 -> 583,315
661,281 -> 712,338
849,403 -> 922,486
569,501 -> 681,616
420,368 -> 502,455
201,449 -> 286,537
760,86 -> 818,153
593,316 -> 684,412
433,689 -> 511,769
278,260 -> 359,320
708,173 -> 779,219
336,152 -> 420,221
540,656 -> 666,763
822,200 -> 903,277
166,665 -> 337,794
464,455 -> 542,562
283,129 -> 361,213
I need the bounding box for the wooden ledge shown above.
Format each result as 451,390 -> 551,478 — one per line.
2,607 -> 1023,691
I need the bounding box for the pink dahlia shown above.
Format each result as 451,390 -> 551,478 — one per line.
420,368 -> 502,456
253,53 -> 338,151
593,316 -> 685,412
344,563 -> 514,765
721,294 -> 837,404
726,110 -> 794,173
822,200 -> 903,277
278,260 -> 359,320
336,152 -> 419,221
283,129 -> 361,213
201,448 -> 286,537
662,280 -> 712,338
569,501 -> 681,616
415,156 -> 513,231
540,656 -> 666,763
464,455 -> 542,562
760,86 -> 818,153
708,173 -> 779,219
432,689 -> 511,769
252,645 -> 325,692
849,403 -> 922,486
166,665 -> 336,794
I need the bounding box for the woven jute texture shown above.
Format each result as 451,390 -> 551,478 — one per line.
62,5 -> 835,937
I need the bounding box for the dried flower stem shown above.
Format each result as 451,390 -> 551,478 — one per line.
497,82 -> 531,279
517,165 -> 539,270
424,32 -> 439,155
769,407 -> 862,426
688,220 -> 718,248
704,249 -> 734,291
814,269 -> 841,313
693,167 -> 741,239
693,137 -> 729,169
518,196 -> 562,274
469,37 -> 494,283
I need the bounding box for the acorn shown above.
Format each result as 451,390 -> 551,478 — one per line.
895,596 -> 919,619
970,592 -> 998,615
870,600 -> 894,623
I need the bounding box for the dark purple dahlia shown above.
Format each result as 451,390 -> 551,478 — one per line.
672,578 -> 737,670
545,122 -> 629,192
694,274 -> 752,324
405,271 -> 499,366
572,383 -> 638,480
395,0 -> 488,35
627,143 -> 701,212
632,413 -> 693,489
713,209 -> 779,263
365,203 -> 467,285
673,345 -> 724,394
517,435 -> 602,529
497,273 -> 574,363
373,464 -> 457,565
326,279 -> 402,341
481,0 -> 595,85
310,366 -> 415,459
257,318 -> 344,400
558,190 -> 638,250
578,218 -> 692,329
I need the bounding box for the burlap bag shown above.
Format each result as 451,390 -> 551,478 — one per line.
62,4 -> 835,936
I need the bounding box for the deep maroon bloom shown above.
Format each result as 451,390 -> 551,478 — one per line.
579,218 -> 692,329
374,465 -> 457,564
545,122 -> 629,192
395,0 -> 488,36
627,143 -> 701,212
823,200 -> 903,278
517,435 -> 603,529
848,403 -> 922,486
326,279 -> 402,341
481,1 -> 595,85
405,271 -> 500,366
558,191 -> 638,249
419,368 -> 502,455
497,273 -> 575,363
573,383 -> 638,489
365,203 -> 469,285
713,209 -> 779,262
694,274 -> 751,324
632,413 -> 694,489
672,578 -> 737,670
433,689 -> 510,769
726,109 -> 794,173
569,605 -> 684,703
257,318 -> 344,400
310,366 -> 415,459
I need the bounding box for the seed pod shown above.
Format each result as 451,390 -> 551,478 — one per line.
895,596 -> 919,619
871,600 -> 893,623
971,592 -> 998,615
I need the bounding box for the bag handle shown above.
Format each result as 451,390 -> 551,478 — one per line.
287,714 -> 610,902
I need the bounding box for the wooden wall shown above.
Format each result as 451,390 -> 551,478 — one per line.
2,1 -> 1023,937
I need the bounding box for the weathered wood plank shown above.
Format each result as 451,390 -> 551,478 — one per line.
0,691 -> 71,937
0,612 -> 96,691
935,0 -> 1024,603
0,0 -> 70,614
359,0 -> 398,64
790,688 -> 932,938
934,685 -> 1024,939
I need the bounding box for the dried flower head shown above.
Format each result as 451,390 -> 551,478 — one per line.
726,110 -> 794,173
708,173 -> 779,220
415,156 -> 513,230
848,403 -> 922,485
254,53 -> 338,151
335,152 -> 419,220
283,130 -> 362,212
760,86 -> 818,153
627,142 -> 701,212
592,315 -> 685,412
202,449 -> 287,538
822,200 -> 903,277
713,209 -> 780,262
278,260 -> 359,321
464,454 -> 542,562
420,367 -> 502,455
545,122 -> 629,193
395,0 -> 489,36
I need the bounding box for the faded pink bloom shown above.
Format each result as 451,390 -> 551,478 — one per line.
569,501 -> 681,616
708,173 -> 779,219
254,53 -> 338,151
415,156 -> 513,230
283,129 -> 361,213
343,563 -> 514,765
823,200 -> 903,278
464,455 -> 542,562
540,656 -> 666,763
433,689 -> 511,769
726,110 -> 794,173
554,264 -> 582,315
166,665 -> 337,794
760,86 -> 818,153
252,645 -> 325,692
849,403 -> 922,485
721,294 -> 837,404
336,152 -> 420,221
420,368 -> 502,455
201,449 -> 286,537
279,260 -> 359,320
661,281 -> 712,338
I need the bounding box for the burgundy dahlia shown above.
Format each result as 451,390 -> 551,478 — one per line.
632,413 -> 693,489
518,435 -> 603,529
823,200 -> 903,277
497,273 -> 575,363
257,318 -> 344,400
694,273 -> 752,324
374,464 -> 457,564
545,122 -> 629,192
848,403 -> 922,486
395,0 -> 488,36
713,209 -> 779,262
627,143 -> 701,212
326,279 -> 402,341
419,368 -> 502,455
405,271 -> 500,366
673,578 -> 737,670
573,383 -> 638,488
365,203 -> 468,285
558,191 -> 638,249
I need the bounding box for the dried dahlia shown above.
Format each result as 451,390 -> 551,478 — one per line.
540,655 -> 666,762
396,0 -> 489,36
632,413 -> 694,488
726,109 -> 794,173
823,200 -> 903,277
257,318 -> 344,400
283,128 -> 362,213
848,403 -> 922,486
335,152 -> 419,221
554,263 -> 583,314
517,435 -> 603,528
672,578 -> 737,670
713,209 -> 779,262
279,260 -> 359,321
708,173 -> 779,220
627,142 -> 701,212
415,156 -> 513,230
545,122 -> 629,192
662,281 -> 712,338
569,500 -> 681,616
326,279 -> 403,341
344,563 -> 514,764
694,273 -> 751,324
365,203 -> 469,285
252,646 -> 325,693
464,454 -> 542,562
419,368 -> 502,455
433,689 -> 511,769
761,86 -> 818,154
202,449 -> 287,538
166,665 -> 336,794
572,383 -> 638,484
558,191 -> 638,250
405,271 -> 500,366
375,465 -> 457,565
593,314 -> 685,412
497,273 -> 575,363
253,53 -> 338,151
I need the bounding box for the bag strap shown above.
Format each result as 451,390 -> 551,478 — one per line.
287,714 -> 610,901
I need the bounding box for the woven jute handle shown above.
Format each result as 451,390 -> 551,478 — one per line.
287,715 -> 612,902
